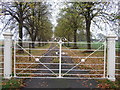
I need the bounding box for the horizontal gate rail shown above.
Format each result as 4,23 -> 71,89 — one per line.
0,73 -> 3,75
116,63 -> 120,65
16,41 -> 58,43
116,48 -> 120,50
62,44 -> 104,76
62,74 -> 103,76
16,77 -> 108,79
16,68 -> 104,71
13,38 -> 106,79
16,73 -> 57,75
116,69 -> 120,71
15,63 -> 104,65
115,74 -> 120,76
15,41 -> 104,44
16,73 -> 103,76
14,42 -> 59,76
15,48 -> 104,51
15,55 -> 104,58
116,56 -> 120,58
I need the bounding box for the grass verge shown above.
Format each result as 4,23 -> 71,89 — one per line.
97,79 -> 120,88
2,78 -> 24,89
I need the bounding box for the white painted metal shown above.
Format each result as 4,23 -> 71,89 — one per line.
13,39 -> 107,79
16,68 -> 104,71
16,41 -> 105,44
115,69 -> 120,71
16,77 -> 108,79
115,63 -> 120,65
116,56 -> 120,58
14,41 -> 16,77
103,40 -> 107,78
16,41 -> 57,43
62,44 -> 104,76
15,63 -> 104,65
16,73 -> 103,76
15,55 -> 104,58
58,39 -> 62,78
15,48 -> 104,51
16,43 -> 57,76
107,33 -> 116,81
3,32 -> 13,79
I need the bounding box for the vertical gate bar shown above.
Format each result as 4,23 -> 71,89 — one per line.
103,40 -> 106,78
58,39 -> 62,78
14,41 -> 16,77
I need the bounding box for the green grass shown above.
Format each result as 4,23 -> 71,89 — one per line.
97,79 -> 120,88
2,78 -> 24,89
63,42 -> 104,49
64,41 -> 120,49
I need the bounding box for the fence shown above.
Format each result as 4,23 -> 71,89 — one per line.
0,32 -> 119,81
115,41 -> 120,78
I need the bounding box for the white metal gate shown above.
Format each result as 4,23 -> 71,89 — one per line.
13,39 -> 107,79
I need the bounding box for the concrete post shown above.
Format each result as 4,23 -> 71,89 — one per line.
3,32 -> 13,79
107,33 -> 116,81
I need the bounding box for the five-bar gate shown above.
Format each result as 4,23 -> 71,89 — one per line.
2,32 -> 117,81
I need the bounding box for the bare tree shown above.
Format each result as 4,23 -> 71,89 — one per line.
2,2 -> 30,48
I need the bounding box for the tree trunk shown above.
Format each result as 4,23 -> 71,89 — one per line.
31,37 -> 36,48
38,38 -> 41,47
18,20 -> 24,53
73,29 -> 78,48
32,42 -> 35,48
18,21 -> 23,47
86,19 -> 91,49
67,35 -> 70,47
18,3 -> 23,53
118,37 -> 120,53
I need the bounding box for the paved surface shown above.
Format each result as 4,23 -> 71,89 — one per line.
22,78 -> 99,88
21,43 -> 99,88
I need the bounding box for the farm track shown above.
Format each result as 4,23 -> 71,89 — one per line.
22,43 -> 99,88
32,43 -> 89,76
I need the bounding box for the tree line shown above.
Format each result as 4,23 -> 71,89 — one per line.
0,1 -> 119,50
55,2 -> 117,49
1,2 -> 53,48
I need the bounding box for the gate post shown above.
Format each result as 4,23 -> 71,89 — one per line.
107,33 -> 116,81
3,32 -> 13,79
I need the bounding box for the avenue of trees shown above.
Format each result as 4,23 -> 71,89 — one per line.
0,2 -> 53,47
0,1 -> 119,50
55,2 -> 117,49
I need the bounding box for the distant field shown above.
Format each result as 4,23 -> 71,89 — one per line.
63,41 -> 120,50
